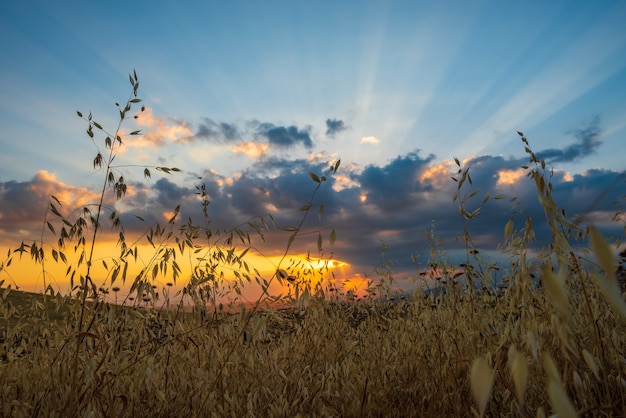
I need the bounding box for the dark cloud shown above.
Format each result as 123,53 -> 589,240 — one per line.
549,169 -> 626,216
325,118 -> 347,137
357,151 -> 436,212
537,117 -> 602,163
195,123 -> 215,139
194,118 -> 241,142
153,178 -> 192,208
0,179 -> 50,233
191,118 -> 316,149
256,123 -> 313,148
227,157 -> 338,219
320,152 -> 624,279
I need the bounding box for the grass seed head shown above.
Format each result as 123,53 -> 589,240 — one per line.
470,355 -> 494,417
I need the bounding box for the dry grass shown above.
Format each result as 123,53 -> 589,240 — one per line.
1,255 -> 625,417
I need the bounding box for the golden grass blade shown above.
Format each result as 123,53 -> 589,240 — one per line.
508,345 -> 528,404
582,349 -> 600,381
470,355 -> 494,417
547,379 -> 578,418
504,219 -> 514,243
589,226 -> 616,282
591,271 -> 626,318
544,350 -> 577,417
526,331 -> 539,362
541,264 -> 569,316
543,353 -> 562,387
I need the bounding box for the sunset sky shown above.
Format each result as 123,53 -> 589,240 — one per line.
1,1 -> 625,299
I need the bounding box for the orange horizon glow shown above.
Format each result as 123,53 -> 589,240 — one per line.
0,240 -> 356,305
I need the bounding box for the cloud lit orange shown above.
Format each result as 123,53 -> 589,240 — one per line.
232,142 -> 269,159
496,168 -> 526,185
133,107 -> 193,148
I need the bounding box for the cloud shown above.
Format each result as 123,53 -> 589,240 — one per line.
194,118 -> 240,142
325,118 -> 347,137
226,157 -> 336,217
232,142 -> 270,159
152,177 -> 192,209
255,123 -> 313,148
131,113 -> 319,153
0,171 -> 102,238
496,168 -> 526,186
134,107 -> 194,147
318,152 -> 624,279
360,136 -> 380,144
356,151 -> 436,212
536,117 -> 603,163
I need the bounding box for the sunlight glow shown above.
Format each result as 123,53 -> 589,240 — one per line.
306,257 -> 348,270
341,273 -> 372,298
2,239 -> 352,307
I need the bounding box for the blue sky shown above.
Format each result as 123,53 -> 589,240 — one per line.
1,1 -> 625,294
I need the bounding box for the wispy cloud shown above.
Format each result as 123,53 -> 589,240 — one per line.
537,117 -> 603,163
325,118 -> 347,137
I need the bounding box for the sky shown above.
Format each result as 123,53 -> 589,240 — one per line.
1,1 -> 625,301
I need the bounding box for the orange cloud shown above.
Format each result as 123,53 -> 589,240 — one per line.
332,173 -> 360,192
132,107 -> 193,148
232,142 -> 269,159
216,174 -> 239,188
307,152 -> 340,164
420,161 -> 454,187
496,169 -> 526,185
0,170 -> 102,232
46,181 -> 101,210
